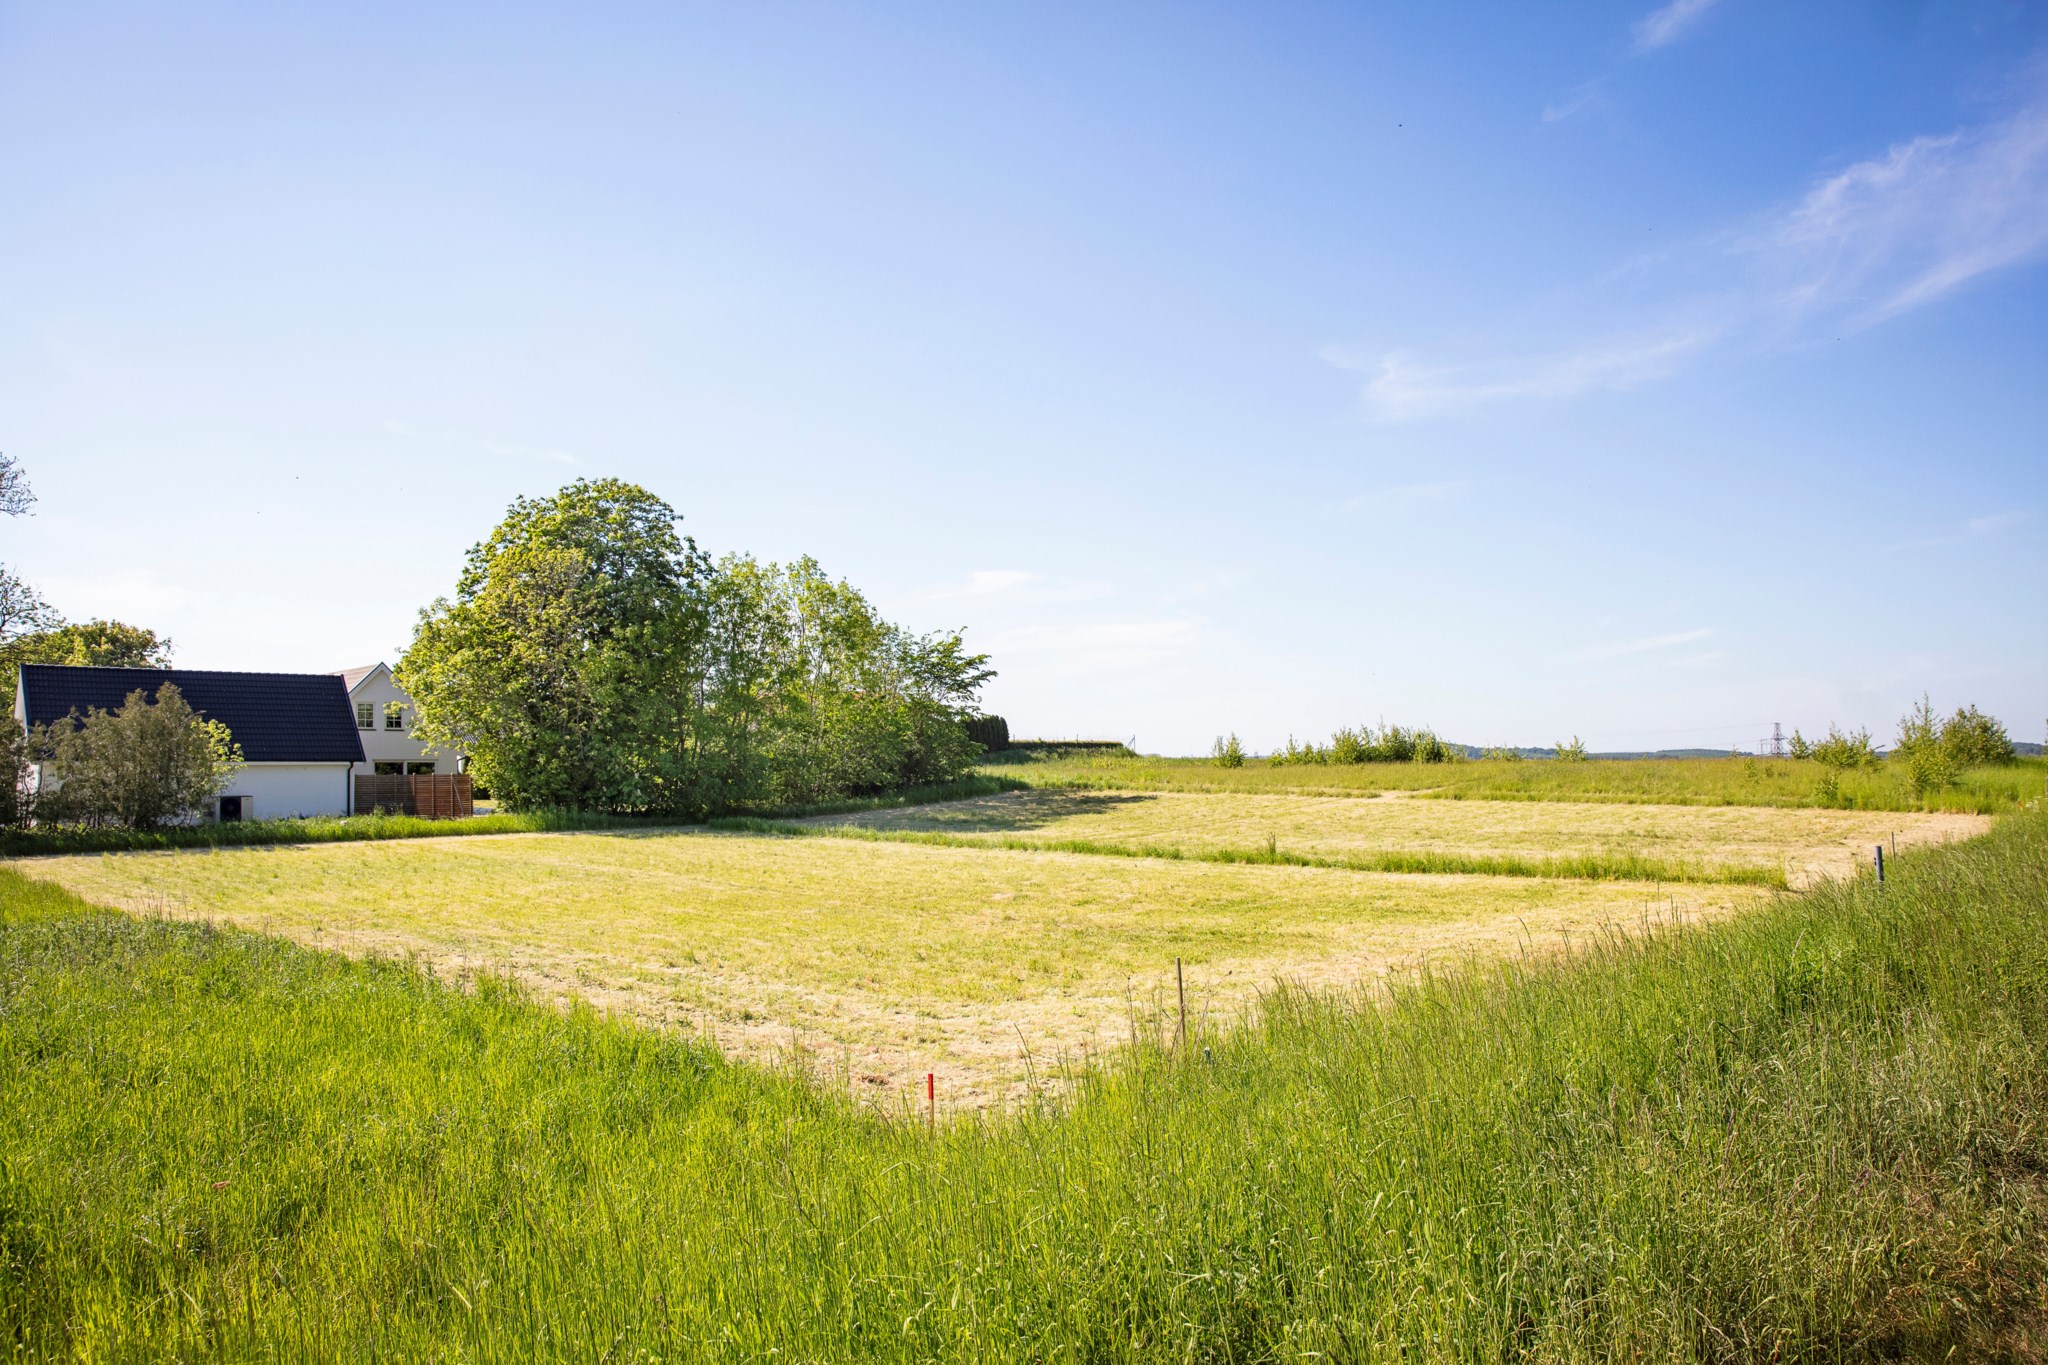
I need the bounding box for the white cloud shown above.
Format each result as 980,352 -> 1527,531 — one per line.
938,569 -> 1038,597
1762,106 -> 2048,326
1334,332 -> 1712,419
1967,510 -> 2033,536
1542,82 -> 1607,125
1338,78 -> 2048,419
1632,0 -> 1720,52
1570,627 -> 1714,662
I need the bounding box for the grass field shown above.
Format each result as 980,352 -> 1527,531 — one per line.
3,807 -> 2042,1358
799,788 -> 1986,887
18,829 -> 1764,1103
983,750 -> 2048,813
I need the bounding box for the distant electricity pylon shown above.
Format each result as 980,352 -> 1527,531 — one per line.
1757,722 -> 1787,758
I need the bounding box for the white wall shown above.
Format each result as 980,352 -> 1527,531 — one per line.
344,665 -> 462,776
218,763 -> 354,819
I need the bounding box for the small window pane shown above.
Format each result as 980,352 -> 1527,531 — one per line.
406,762 -> 436,775
356,702 -> 375,729
384,702 -> 404,731
373,761 -> 405,775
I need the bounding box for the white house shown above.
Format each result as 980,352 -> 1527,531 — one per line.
332,663 -> 462,780
17,665 -> 365,820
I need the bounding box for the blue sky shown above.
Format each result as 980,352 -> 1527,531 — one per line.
2,1 -> 2042,754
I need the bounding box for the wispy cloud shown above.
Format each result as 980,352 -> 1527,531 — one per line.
1894,508 -> 2036,549
1570,627 -> 1714,662
1338,78 -> 2048,418
1542,81 -> 1607,125
1632,0 -> 1720,52
1331,332 -> 1713,420
1761,107 -> 2048,326
925,569 -> 1111,604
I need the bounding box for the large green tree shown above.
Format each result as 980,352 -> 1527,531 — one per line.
398,479 -> 711,813
2,619 -> 172,686
399,480 -> 993,815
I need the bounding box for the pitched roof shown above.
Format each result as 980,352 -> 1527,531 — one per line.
19,666 -> 367,764
332,663 -> 386,693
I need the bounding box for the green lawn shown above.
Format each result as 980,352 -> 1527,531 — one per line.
3,810 -> 2042,1359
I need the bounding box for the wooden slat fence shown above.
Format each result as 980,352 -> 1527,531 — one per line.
353,773 -> 475,819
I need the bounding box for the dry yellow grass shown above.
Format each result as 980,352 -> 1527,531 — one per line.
814,790 -> 1987,886
20,829 -> 1766,1107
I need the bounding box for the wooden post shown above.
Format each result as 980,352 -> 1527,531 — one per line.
1176,957 -> 1186,1049
1875,845 -> 1885,884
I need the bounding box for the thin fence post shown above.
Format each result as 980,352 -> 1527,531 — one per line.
1874,845 -> 1884,885
1176,957 -> 1186,1049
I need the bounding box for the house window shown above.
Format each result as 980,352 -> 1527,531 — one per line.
384,702 -> 405,731
373,761 -> 406,775
406,762 -> 436,775
356,702 -> 375,730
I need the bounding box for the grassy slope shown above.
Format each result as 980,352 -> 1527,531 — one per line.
3,813 -> 2043,1359
984,751 -> 2047,814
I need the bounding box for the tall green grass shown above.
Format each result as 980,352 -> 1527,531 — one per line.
713,815 -> 1790,886
984,751 -> 2046,813
2,814 -> 2043,1358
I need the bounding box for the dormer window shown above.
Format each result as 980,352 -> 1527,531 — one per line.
385,702 -> 405,731
356,703 -> 375,730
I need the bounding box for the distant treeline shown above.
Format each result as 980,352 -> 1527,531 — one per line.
398,480 -> 995,816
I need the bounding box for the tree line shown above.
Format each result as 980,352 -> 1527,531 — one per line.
397,479 -> 995,816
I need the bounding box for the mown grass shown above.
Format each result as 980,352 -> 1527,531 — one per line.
717,815 -> 1790,886
2,812 -> 2043,1359
0,775 -> 1025,858
986,751 -> 2047,814
21,830 -> 1739,1098
793,787 -> 1989,887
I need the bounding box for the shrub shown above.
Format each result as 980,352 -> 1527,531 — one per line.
34,684 -> 242,829
1210,733 -> 1245,768
1271,723 -> 1459,765
1553,736 -> 1588,762
1940,704 -> 2014,767
1807,724 -> 1878,770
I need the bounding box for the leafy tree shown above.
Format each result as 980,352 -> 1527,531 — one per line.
1,619 -> 171,686
0,454 -> 57,655
1806,724 -> 1878,770
1891,695 -> 1956,796
1939,704 -> 2013,767
1554,736 -> 1589,761
35,684 -> 241,829
400,481 -> 991,815
1211,733 -> 1245,767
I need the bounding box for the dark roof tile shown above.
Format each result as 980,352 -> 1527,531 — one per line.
19,666 -> 367,764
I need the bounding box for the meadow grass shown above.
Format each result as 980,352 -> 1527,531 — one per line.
786,788 -> 1988,886
16,830 -> 1763,1100
985,751 -> 2047,814
0,774 -> 1026,858
2,810 -> 2041,1359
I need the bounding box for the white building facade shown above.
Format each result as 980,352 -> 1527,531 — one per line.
17,664 -> 366,821
334,663 -> 463,780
